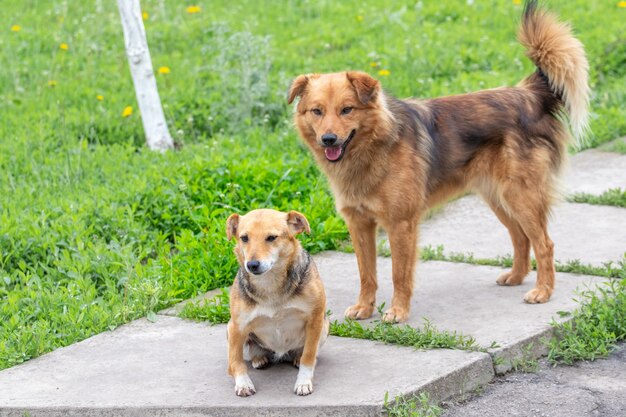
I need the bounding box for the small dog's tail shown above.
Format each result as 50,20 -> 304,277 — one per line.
519,0 -> 590,143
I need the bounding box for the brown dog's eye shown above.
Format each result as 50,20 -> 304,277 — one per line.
266,235 -> 277,242
341,107 -> 353,115
311,108 -> 322,116
240,235 -> 249,243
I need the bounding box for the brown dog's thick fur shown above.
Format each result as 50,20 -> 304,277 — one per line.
288,1 -> 590,323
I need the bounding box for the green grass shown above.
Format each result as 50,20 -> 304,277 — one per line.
1,0 -> 625,370
416,245 -> 626,279
384,392 -> 443,417
179,288 -> 230,324
567,188 -> 626,208
329,304 -> 492,352
177,291 -> 491,352
510,342 -> 540,373
548,277 -> 626,365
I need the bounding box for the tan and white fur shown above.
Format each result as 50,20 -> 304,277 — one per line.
287,1 -> 590,323
226,209 -> 329,397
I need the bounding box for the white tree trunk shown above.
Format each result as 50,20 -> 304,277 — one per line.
117,0 -> 174,151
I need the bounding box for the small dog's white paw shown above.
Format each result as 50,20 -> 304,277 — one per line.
234,374 -> 256,397
294,365 -> 314,396
294,380 -> 313,396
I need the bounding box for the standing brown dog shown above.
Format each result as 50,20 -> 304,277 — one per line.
288,1 -> 589,323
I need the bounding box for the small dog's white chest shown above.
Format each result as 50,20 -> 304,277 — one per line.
244,306 -> 308,357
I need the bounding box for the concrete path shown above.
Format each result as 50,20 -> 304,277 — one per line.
0,147 -> 624,416
566,148 -> 626,194
418,196 -> 626,266
316,254 -> 608,374
0,254 -> 610,416
0,316 -> 492,417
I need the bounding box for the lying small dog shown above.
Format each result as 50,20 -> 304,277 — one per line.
288,0 -> 589,323
226,209 -> 329,397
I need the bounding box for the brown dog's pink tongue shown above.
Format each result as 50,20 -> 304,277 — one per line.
324,146 -> 342,161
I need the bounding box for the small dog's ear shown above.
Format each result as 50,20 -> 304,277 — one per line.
287,211 -> 311,235
346,71 -> 380,105
226,213 -> 240,241
287,75 -> 309,104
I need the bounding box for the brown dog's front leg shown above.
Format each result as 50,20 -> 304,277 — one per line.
384,219 -> 418,323
294,308 -> 325,396
227,320 -> 255,397
343,211 -> 378,320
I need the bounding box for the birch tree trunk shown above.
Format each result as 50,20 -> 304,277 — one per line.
117,0 -> 174,151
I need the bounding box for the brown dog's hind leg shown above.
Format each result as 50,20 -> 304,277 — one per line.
384,219 -> 419,323
485,199 -> 532,286
500,188 -> 555,303
343,212 -> 378,320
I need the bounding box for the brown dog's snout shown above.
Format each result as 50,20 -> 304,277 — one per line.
321,133 -> 337,147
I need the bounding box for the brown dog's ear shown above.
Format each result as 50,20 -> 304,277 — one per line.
286,211 -> 311,235
287,75 -> 309,104
226,213 -> 240,240
346,71 -> 380,105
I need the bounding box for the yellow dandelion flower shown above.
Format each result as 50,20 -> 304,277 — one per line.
158,66 -> 171,74
618,1 -> 626,7
96,95 -> 104,101
122,106 -> 133,117
512,0 -> 521,4
356,15 -> 364,22
11,25 -> 22,32
48,80 -> 57,87
378,69 -> 390,76
142,11 -> 149,20
59,43 -> 69,51
370,62 -> 379,68
186,5 -> 201,14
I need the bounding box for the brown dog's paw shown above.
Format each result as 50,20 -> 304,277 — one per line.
496,271 -> 525,286
251,356 -> 271,369
524,287 -> 552,304
344,303 -> 374,320
382,306 -> 409,323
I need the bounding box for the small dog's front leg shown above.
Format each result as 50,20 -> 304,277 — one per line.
227,321 -> 256,397
294,310 -> 325,396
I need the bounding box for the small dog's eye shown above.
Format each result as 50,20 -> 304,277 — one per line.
266,235 -> 277,242
311,108 -> 322,116
341,107 -> 353,115
240,235 -> 249,243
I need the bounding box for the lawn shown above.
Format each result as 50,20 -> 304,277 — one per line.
1,0 -> 625,370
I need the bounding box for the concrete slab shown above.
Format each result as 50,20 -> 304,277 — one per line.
566,148 -> 626,195
0,316 -> 493,417
315,252 -> 609,373
417,195 -> 626,266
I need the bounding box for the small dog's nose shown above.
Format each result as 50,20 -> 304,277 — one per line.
321,133 -> 337,146
247,260 -> 261,273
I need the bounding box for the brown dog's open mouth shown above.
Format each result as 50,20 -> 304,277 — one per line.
324,130 -> 356,163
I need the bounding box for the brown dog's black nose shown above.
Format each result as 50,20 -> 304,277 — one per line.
247,260 -> 261,273
321,133 -> 337,146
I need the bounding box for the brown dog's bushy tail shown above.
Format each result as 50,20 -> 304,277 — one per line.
519,0 -> 590,144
